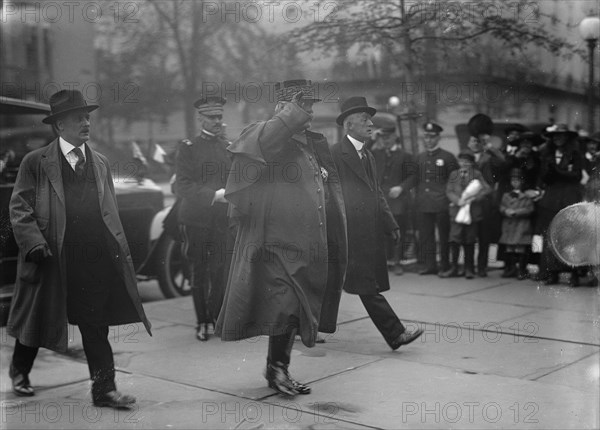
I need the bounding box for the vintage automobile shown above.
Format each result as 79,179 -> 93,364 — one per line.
0,96 -> 189,325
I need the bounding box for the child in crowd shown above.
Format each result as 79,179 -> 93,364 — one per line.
441,151 -> 492,279
499,168 -> 536,280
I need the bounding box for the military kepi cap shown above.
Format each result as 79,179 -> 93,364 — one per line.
275,79 -> 321,103
42,90 -> 99,124
422,121 -> 443,134
194,95 -> 226,116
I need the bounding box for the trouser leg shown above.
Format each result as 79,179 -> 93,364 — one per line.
419,213 -> 437,270
268,328 -> 296,366
78,324 -> 116,399
436,211 -> 450,271
359,294 -> 405,347
464,244 -> 475,277
11,339 -> 39,376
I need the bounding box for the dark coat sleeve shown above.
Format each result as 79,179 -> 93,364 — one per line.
9,152 -> 48,256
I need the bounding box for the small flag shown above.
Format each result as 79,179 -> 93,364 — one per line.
131,141 -> 148,165
153,143 -> 167,164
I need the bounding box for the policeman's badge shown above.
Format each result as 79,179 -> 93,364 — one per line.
436,159 -> 444,166
320,167 -> 329,182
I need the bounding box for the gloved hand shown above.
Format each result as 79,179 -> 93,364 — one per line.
26,244 -> 52,264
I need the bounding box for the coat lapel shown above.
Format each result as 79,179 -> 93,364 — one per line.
340,136 -> 372,189
41,139 -> 65,206
88,146 -> 107,204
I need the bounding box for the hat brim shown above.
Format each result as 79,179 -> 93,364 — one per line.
336,106 -> 377,126
42,105 -> 99,124
543,130 -> 578,139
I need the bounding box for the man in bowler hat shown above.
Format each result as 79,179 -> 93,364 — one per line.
7,89 -> 151,407
330,96 -> 423,350
175,95 -> 232,341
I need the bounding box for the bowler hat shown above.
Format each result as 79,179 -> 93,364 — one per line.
42,90 -> 99,124
467,113 -> 493,137
336,96 -> 376,126
274,79 -> 321,103
543,124 -> 578,139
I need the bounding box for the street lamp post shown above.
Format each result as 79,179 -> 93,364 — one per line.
579,14 -> 600,132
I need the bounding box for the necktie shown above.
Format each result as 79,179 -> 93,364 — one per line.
359,148 -> 372,185
72,147 -> 85,176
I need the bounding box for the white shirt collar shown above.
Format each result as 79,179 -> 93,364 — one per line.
347,134 -> 365,152
59,137 -> 86,160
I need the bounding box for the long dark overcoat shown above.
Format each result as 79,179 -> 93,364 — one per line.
8,140 -> 151,352
215,103 -> 348,348
330,137 -> 398,295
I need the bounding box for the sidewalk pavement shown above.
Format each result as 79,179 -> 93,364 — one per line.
1,270 -> 598,429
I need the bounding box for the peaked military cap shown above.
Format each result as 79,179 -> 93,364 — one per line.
422,121 -> 443,134
194,95 -> 226,116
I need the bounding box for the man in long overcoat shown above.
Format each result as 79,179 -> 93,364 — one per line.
330,96 -> 423,350
7,90 -> 151,408
215,80 -> 348,396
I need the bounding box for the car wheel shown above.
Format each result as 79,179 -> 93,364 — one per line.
156,234 -> 192,298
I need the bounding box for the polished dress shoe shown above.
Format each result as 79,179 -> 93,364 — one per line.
9,364 -> 34,397
196,323 -> 209,341
265,361 -> 311,396
477,269 -> 488,278
93,390 -> 136,408
391,328 -> 424,350
419,268 -> 438,275
464,269 -> 475,279
394,264 -> 404,276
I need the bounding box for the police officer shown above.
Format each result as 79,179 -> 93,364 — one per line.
404,122 -> 459,275
175,95 -> 232,341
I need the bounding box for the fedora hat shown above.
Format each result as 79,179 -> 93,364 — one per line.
42,90 -> 98,124
274,79 -> 321,103
543,124 -> 578,139
336,96 -> 376,126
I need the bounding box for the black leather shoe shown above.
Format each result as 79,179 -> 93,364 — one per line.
391,328 -> 424,350
265,361 -> 311,396
419,268 -> 438,275
93,391 -> 136,408
196,324 -> 208,341
9,364 -> 34,397
477,269 -> 488,278
465,269 -> 475,279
